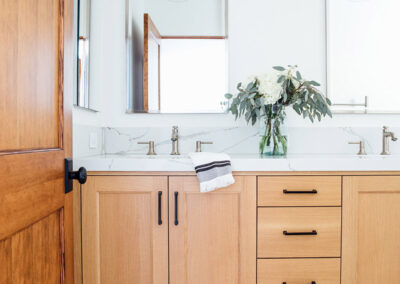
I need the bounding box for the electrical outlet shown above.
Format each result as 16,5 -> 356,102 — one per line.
89,133 -> 98,149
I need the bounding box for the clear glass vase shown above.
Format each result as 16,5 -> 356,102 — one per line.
259,118 -> 287,156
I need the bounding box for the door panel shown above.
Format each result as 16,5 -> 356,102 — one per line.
0,211 -> 62,283
0,0 -> 62,152
342,176 -> 400,284
82,176 -> 169,284
0,0 -> 74,282
169,176 -> 256,284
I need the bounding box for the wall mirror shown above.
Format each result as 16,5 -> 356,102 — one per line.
126,0 -> 228,113
327,0 -> 400,113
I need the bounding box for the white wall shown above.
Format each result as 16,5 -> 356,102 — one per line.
145,0 -> 225,36
73,0 -> 400,129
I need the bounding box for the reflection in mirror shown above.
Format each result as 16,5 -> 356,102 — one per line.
127,0 -> 228,113
327,0 -> 400,113
76,0 -> 91,109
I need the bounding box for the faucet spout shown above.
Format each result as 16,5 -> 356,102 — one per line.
381,126 -> 397,155
171,126 -> 180,155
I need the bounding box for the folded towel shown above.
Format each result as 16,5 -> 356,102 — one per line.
188,152 -> 235,193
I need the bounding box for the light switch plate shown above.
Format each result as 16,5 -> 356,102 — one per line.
89,133 -> 98,149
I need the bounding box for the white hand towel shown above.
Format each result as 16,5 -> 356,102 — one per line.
188,152 -> 235,193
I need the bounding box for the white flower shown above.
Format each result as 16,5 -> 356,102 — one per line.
251,72 -> 282,105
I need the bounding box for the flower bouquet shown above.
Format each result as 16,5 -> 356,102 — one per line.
225,66 -> 332,156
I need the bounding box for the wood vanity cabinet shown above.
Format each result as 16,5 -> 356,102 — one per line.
169,176 -> 256,284
342,176 -> 400,284
81,176 -> 169,284
81,175 -> 256,284
79,173 -> 400,284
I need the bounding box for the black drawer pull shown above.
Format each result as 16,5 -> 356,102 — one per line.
283,230 -> 317,236
283,189 -> 318,194
174,192 -> 179,226
282,281 -> 317,284
158,191 -> 162,225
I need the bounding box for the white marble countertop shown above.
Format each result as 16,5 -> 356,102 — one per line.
74,154 -> 400,172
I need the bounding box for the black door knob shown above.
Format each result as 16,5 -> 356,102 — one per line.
65,158 -> 87,193
70,167 -> 87,184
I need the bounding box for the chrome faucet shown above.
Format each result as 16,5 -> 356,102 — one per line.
171,126 -> 180,155
381,126 -> 398,155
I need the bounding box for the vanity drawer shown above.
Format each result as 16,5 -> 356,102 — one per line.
258,207 -> 341,258
258,258 -> 341,284
258,176 -> 341,206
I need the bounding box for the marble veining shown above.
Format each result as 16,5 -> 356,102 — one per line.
73,124 -> 400,158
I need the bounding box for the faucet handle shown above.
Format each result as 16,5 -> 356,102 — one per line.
348,141 -> 366,155
196,141 -> 213,152
138,141 -> 156,155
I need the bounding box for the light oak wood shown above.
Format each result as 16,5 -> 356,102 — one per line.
143,13 -> 161,112
258,258 -> 341,284
87,171 -> 400,176
73,181 -> 83,284
169,176 -> 256,284
258,207 -> 341,258
258,176 -> 342,206
0,0 -> 74,282
342,176 -> 400,284
82,176 -> 168,284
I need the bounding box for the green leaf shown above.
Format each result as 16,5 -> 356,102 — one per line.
277,75 -> 285,83
296,71 -> 302,80
326,97 -> 332,105
224,93 -> 233,99
273,66 -> 286,71
236,82 -> 242,90
309,80 -> 321,86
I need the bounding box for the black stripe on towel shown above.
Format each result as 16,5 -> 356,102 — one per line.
195,162 -> 231,173
194,160 -> 231,171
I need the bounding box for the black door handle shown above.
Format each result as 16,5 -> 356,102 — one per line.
283,230 -> 317,236
158,191 -> 162,225
65,158 -> 87,193
174,192 -> 179,226
283,189 -> 318,194
282,281 -> 317,284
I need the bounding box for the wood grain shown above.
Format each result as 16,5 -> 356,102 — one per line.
86,171 -> 400,176
0,0 -> 62,153
258,176 -> 342,206
258,258 -> 341,284
11,211 -> 61,283
258,207 -> 341,258
342,176 -> 400,284
169,176 -> 256,284
0,238 -> 12,284
82,176 -> 168,284
63,0 -> 74,281
0,0 -> 73,282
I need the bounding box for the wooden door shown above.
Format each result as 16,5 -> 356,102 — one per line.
0,0 -> 74,283
342,176 -> 400,283
81,176 -> 169,284
169,176 -> 256,284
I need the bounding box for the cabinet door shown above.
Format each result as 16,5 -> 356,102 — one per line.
82,176 -> 168,284
169,176 -> 256,284
342,176 -> 400,284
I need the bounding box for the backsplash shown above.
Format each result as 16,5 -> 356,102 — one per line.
74,124 -> 400,157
